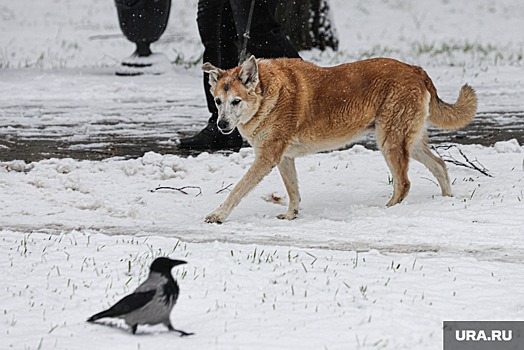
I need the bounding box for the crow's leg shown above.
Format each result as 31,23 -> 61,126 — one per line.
168,324 -> 194,337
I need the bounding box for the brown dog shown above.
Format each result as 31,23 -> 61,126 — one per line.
203,56 -> 477,223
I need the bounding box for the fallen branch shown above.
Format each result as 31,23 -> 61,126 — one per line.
432,145 -> 493,177
150,186 -> 202,196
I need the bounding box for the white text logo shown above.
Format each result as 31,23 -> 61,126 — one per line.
455,330 -> 512,342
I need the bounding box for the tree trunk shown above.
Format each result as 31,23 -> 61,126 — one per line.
275,0 -> 338,51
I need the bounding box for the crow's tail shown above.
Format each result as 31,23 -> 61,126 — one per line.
87,309 -> 114,322
87,290 -> 156,323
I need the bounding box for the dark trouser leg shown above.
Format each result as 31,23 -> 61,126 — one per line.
178,0 -> 243,150
230,0 -> 300,60
199,0 -> 238,117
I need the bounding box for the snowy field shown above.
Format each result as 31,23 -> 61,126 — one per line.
1,0 -> 524,349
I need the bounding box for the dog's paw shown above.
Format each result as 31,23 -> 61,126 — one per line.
276,210 -> 298,220
205,213 -> 224,224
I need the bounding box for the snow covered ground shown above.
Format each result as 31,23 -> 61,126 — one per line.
1,141 -> 524,349
1,0 -> 524,349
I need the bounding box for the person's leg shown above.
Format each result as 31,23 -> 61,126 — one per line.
179,0 -> 243,150
199,0 -> 238,116
230,0 -> 300,60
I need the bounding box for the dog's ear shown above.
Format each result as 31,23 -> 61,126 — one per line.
202,62 -> 224,91
239,55 -> 259,91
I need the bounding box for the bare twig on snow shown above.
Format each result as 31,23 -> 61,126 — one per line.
150,186 -> 202,196
432,145 -> 493,177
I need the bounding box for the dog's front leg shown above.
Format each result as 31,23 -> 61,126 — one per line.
276,157 -> 300,220
205,156 -> 276,224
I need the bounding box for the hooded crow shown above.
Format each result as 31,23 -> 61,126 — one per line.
87,257 -> 192,336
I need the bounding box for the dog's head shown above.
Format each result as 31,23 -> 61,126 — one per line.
202,55 -> 261,134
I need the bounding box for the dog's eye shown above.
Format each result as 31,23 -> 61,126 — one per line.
215,98 -> 222,106
231,99 -> 242,106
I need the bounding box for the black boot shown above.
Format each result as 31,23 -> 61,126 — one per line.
178,120 -> 243,150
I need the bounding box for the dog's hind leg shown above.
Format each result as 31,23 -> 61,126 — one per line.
381,141 -> 411,207
376,90 -> 432,206
411,138 -> 452,197
376,107 -> 418,207
276,157 -> 301,220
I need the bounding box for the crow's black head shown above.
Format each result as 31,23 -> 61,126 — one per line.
150,257 -> 186,275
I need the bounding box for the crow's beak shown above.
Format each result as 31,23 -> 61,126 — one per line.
170,259 -> 187,267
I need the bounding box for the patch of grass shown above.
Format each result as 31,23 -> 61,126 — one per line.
306,39 -> 523,68
412,40 -> 499,57
170,49 -> 203,68
356,45 -> 401,60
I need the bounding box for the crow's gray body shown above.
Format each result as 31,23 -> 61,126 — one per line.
87,258 -> 191,335
121,273 -> 175,328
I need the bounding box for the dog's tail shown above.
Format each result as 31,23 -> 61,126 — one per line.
424,74 -> 477,130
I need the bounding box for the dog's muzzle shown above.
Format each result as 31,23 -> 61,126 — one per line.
217,119 -> 235,134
